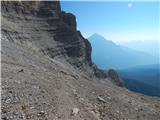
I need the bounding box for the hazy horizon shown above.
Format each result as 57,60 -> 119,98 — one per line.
87,33 -> 159,44
61,1 -> 159,43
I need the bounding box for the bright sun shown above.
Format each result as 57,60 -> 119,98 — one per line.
128,3 -> 133,8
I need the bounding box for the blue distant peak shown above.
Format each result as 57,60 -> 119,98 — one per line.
88,33 -> 114,44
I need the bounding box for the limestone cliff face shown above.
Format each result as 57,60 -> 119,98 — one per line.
1,1 -> 61,16
2,1 -> 108,79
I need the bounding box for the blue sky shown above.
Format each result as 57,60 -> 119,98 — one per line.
61,1 -> 159,43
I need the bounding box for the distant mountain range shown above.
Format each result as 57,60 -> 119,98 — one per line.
119,40 -> 159,58
118,64 -> 160,97
88,33 -> 158,69
88,34 -> 160,97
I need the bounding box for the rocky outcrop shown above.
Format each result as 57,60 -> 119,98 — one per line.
108,69 -> 124,87
61,11 -> 77,31
1,1 -> 109,81
1,1 -> 61,17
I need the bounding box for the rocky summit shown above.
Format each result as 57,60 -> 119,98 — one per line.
1,1 -> 160,120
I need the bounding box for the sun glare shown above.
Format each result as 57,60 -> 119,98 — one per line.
128,3 -> 133,8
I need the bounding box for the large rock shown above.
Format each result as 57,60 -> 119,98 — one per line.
108,69 -> 124,87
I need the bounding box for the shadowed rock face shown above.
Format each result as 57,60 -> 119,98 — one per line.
1,1 -> 61,16
1,1 -> 108,80
108,69 -> 124,87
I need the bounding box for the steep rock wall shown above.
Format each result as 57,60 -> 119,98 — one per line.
1,1 -> 121,84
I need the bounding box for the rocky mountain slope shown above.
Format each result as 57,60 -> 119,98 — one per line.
1,1 -> 160,120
